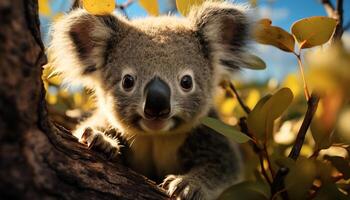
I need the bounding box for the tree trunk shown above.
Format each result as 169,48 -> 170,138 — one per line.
0,1 -> 168,199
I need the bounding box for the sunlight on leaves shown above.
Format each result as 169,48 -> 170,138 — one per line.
291,16 -> 337,49
201,117 -> 251,143
254,18 -> 295,52
139,0 -> 159,16
247,88 -> 293,141
83,0 -> 115,15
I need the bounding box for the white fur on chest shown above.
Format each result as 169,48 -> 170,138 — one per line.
127,134 -> 187,178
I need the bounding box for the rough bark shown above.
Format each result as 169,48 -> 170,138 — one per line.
0,0 -> 168,199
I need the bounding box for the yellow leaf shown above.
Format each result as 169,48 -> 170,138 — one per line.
261,88 -> 293,121
254,19 -> 295,52
58,88 -> 70,98
291,16 -> 337,49
39,0 -> 51,16
83,0 -> 115,15
220,98 -> 237,116
242,53 -> 266,70
176,0 -> 205,16
258,18 -> 272,26
250,0 -> 258,7
247,88 -> 293,141
46,93 -> 57,105
282,74 -> 301,98
52,13 -> 64,22
247,95 -> 271,140
246,89 -> 260,109
73,93 -> 83,106
139,0 -> 159,16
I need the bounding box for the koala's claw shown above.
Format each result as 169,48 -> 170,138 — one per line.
80,127 -> 121,160
161,175 -> 205,200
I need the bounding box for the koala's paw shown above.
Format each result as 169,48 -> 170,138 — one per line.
160,175 -> 206,200
80,127 -> 122,160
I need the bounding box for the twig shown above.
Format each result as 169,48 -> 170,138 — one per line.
309,149 -> 320,159
320,0 -> 335,17
239,118 -> 272,185
117,0 -> 134,9
293,52 -> 310,101
227,82 -> 251,114
333,0 -> 344,41
259,153 -> 273,186
289,94 -> 320,159
271,94 -> 320,198
264,144 -> 275,177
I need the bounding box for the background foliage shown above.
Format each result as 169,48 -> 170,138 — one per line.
40,0 -> 350,199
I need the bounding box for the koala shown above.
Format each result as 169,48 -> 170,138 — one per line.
48,1 -> 250,199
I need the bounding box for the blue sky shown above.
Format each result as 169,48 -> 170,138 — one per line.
41,0 -> 350,82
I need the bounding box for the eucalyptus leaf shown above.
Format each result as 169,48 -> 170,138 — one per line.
201,117 -> 251,143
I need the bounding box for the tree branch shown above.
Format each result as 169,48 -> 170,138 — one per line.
333,0 -> 344,41
0,0 -> 168,199
271,94 -> 320,198
288,94 -> 320,160
227,82 -> 251,114
320,0 -> 335,17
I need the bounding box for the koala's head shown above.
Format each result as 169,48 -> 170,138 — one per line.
49,1 -> 250,135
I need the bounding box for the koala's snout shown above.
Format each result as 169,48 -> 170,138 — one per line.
143,77 -> 171,119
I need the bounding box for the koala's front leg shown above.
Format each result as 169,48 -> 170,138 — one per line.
161,126 -> 244,200
74,111 -> 124,160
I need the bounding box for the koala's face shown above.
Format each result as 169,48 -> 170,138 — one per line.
49,2 -> 250,134
101,20 -> 213,134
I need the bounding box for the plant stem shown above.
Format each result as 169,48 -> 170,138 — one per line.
264,144 -> 275,177
259,153 -> 273,186
294,53 -> 311,101
227,82 -> 251,114
271,93 -> 320,198
288,94 -> 319,159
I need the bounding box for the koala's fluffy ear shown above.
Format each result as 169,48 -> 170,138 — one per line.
189,1 -> 251,72
48,9 -> 128,87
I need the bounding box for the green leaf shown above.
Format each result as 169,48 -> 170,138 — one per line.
261,88 -> 294,121
291,16 -> 337,49
247,94 -> 271,140
311,119 -> 333,150
247,88 -> 293,141
285,158 -> 317,200
242,54 -> 267,70
324,156 -> 350,179
201,117 -> 251,143
218,181 -> 270,200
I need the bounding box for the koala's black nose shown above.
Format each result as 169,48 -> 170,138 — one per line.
144,77 -> 171,119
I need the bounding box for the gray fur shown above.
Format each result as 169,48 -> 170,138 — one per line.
48,1 -> 250,199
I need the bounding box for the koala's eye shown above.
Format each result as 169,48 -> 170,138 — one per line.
180,75 -> 193,91
122,74 -> 135,91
